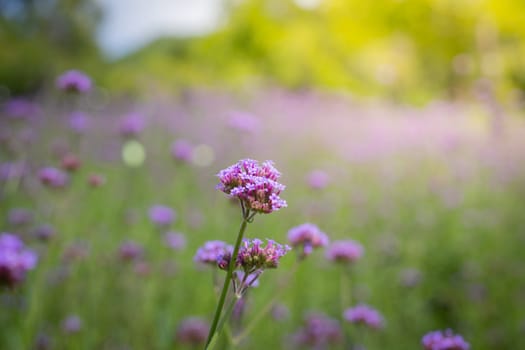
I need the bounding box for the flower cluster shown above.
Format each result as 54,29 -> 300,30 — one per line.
119,113 -> 146,138
176,317 -> 209,346
0,233 -> 38,288
306,169 -> 330,190
325,239 -> 364,264
149,205 -> 176,227
343,304 -> 384,329
38,167 -> 69,188
287,223 -> 329,258
56,70 -> 92,93
216,159 -> 287,215
218,238 -> 290,273
292,313 -> 342,348
194,240 -> 233,266
422,329 -> 470,350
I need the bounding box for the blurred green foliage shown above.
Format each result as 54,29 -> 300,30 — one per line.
2,0 -> 525,103
0,0 -> 103,94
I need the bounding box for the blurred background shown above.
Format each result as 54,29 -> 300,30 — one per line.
1,0 -> 525,103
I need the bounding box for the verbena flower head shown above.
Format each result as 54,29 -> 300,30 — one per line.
38,167 -> 69,188
32,224 -> 55,241
4,98 -> 40,119
343,304 -> 384,329
68,111 -> 90,134
61,315 -> 82,334
171,139 -> 193,162
292,312 -> 342,348
119,113 -> 146,138
176,317 -> 209,346
0,233 -> 38,288
56,70 -> 92,93
326,239 -> 364,264
227,111 -> 261,133
216,159 -> 287,215
218,238 -> 291,273
8,208 -> 34,226
306,169 -> 330,190
422,329 -> 470,350
287,223 -> 329,257
149,205 -> 175,227
118,241 -> 144,261
194,240 -> 233,266
164,231 -> 186,250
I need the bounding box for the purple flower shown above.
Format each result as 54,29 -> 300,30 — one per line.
227,111 -> 261,133
343,304 -> 385,329
164,231 -> 186,250
176,317 -> 209,346
3,98 -> 40,119
0,162 -> 27,181
292,313 -> 342,348
148,205 -> 175,227
0,233 -> 38,288
38,167 -> 69,188
218,238 -> 291,273
171,139 -> 193,162
56,70 -> 92,93
119,113 -> 146,138
61,315 -> 82,333
306,169 -> 330,190
325,240 -> 364,264
118,241 -> 144,261
216,159 -> 287,214
287,223 -> 329,257
194,240 -> 233,266
7,208 -> 33,226
68,111 -> 90,134
422,329 -> 470,350
32,224 -> 56,241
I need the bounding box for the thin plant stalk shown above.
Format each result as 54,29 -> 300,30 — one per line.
204,210 -> 250,349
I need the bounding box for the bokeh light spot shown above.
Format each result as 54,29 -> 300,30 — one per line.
122,140 -> 146,167
191,144 -> 214,167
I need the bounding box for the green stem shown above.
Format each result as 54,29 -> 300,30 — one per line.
232,259 -> 299,346
204,216 -> 249,349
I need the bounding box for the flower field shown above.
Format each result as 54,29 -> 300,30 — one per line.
1,74 -> 525,350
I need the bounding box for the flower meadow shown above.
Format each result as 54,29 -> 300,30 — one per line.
1,72 -> 525,350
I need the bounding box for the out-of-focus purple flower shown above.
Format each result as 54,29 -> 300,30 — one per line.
0,162 -> 27,181
194,240 -> 232,266
287,223 -> 329,258
171,139 -> 193,162
292,313 -> 342,348
118,241 -> 144,261
216,159 -> 287,215
227,111 -> 261,133
34,332 -> 52,350
133,261 -> 151,277
306,170 -> 330,190
0,233 -> 38,288
271,303 -> 290,321
164,231 -> 186,250
32,224 -> 56,241
68,111 -> 90,134
118,113 -> 146,138
62,241 -> 90,263
56,70 -> 92,93
38,167 -> 69,188
88,173 -> 106,188
176,317 -> 209,346
61,315 -> 82,333
218,238 -> 290,273
422,329 -> 470,350
325,240 -> 364,264
149,205 -> 175,227
7,208 -> 33,226
3,98 -> 40,119
61,153 -> 81,172
343,304 -> 384,330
